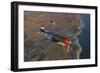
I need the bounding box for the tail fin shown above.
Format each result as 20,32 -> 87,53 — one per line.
40,27 -> 45,33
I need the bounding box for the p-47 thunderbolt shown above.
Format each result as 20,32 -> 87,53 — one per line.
40,26 -> 76,53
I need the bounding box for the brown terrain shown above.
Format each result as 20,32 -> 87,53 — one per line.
24,11 -> 83,61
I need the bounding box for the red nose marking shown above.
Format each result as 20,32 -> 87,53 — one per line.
63,38 -> 70,46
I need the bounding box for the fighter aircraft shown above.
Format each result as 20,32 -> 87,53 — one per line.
40,26 -> 75,48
